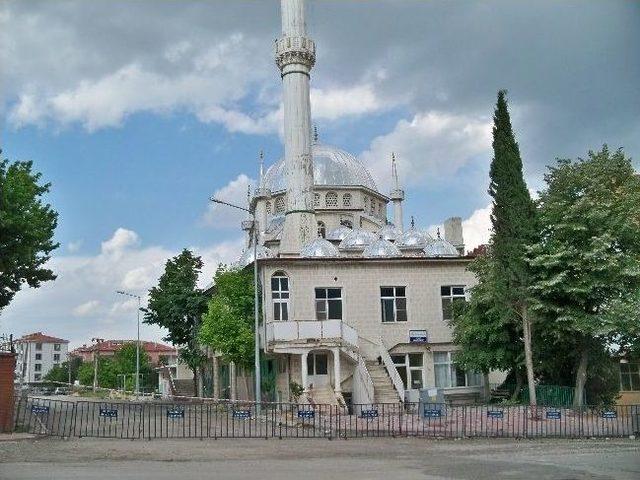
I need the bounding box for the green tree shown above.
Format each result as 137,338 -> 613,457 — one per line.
529,146 -> 640,406
449,253 -> 526,400
77,357 -> 117,389
0,152 -> 59,310
144,249 -> 208,395
200,265 -> 255,368
112,342 -> 154,391
44,357 -> 82,384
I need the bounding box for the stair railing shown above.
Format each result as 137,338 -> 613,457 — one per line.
353,355 -> 375,405
378,336 -> 405,403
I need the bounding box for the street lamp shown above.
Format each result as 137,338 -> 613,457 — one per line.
116,290 -> 141,397
209,196 -> 261,414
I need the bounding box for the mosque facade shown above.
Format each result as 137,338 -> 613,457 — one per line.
222,0 -> 492,405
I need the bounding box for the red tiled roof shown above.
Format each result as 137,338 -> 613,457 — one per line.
17,332 -> 69,344
71,340 -> 176,355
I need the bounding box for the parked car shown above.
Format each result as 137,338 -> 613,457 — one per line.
54,387 -> 69,395
41,386 -> 54,396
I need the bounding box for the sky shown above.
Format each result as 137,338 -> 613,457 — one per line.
1,0 -> 638,348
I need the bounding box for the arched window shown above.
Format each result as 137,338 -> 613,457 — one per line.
275,196 -> 285,214
370,199 -> 376,215
342,193 -> 352,207
325,192 -> 338,207
266,201 -> 272,216
317,221 -> 326,238
271,271 -> 289,321
314,193 -> 320,207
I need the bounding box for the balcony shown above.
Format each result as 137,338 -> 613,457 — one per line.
265,320 -> 358,352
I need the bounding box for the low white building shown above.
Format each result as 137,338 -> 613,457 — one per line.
15,332 -> 69,383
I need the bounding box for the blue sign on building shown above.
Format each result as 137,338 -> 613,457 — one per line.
423,408 -> 442,418
297,410 -> 315,419
31,405 -> 49,414
167,408 -> 185,419
409,329 -> 428,344
99,408 -> 118,418
360,409 -> 379,419
232,410 -> 252,419
546,410 -> 561,420
602,411 -> 617,419
487,410 -> 504,419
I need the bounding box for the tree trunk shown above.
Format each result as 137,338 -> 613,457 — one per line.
197,364 -> 205,398
521,305 -> 537,407
573,344 -> 589,407
511,368 -> 523,402
482,372 -> 491,402
191,367 -> 198,398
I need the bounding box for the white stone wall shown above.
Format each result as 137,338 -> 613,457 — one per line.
17,341 -> 69,383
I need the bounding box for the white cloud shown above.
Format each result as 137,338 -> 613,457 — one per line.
101,228 -> 139,255
201,174 -> 255,229
461,204 -> 492,251
67,240 -> 83,253
72,300 -> 101,318
311,84 -> 384,120
1,228 -> 243,348
360,111 -> 492,192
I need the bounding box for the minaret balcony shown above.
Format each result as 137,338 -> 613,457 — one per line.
275,36 -> 316,69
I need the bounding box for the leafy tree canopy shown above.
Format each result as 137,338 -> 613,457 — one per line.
200,265 -> 255,368
0,152 -> 59,310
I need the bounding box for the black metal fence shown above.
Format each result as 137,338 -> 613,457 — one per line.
14,396 -> 640,440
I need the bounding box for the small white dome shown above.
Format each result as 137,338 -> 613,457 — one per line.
378,224 -> 400,242
301,238 -> 340,258
236,244 -> 275,267
396,228 -> 432,248
363,238 -> 402,257
424,238 -> 460,257
326,226 -> 353,241
339,229 -> 377,249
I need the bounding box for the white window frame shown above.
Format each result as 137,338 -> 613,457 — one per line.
271,273 -> 290,321
433,351 -> 482,388
391,353 -> 424,390
620,362 -> 640,392
380,286 -> 407,323
440,285 -> 466,321
315,287 -> 343,321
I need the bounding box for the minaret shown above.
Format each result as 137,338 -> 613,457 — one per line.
276,0 -> 317,255
254,150 -> 271,245
390,152 -> 405,232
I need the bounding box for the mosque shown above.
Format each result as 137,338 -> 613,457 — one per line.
216,0 -> 490,406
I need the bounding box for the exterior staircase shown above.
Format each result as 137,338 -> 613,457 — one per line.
172,379 -> 195,397
307,385 -> 342,406
366,360 -> 401,404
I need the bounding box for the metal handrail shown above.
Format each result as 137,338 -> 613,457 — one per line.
354,355 -> 375,404
378,336 -> 405,402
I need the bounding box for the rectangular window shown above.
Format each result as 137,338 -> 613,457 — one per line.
441,285 -> 466,321
271,275 -> 289,321
53,354 -> 60,361
34,363 -> 42,372
34,374 -> 41,381
54,344 -> 61,351
35,343 -> 42,351
433,351 -> 481,388
620,362 -> 640,391
35,353 -> 42,360
315,288 -> 342,321
392,353 -> 423,390
380,286 -> 407,322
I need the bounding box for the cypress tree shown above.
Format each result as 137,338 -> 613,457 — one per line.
488,90 -> 538,405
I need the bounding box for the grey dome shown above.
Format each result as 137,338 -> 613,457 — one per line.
378,224 -> 400,242
236,244 -> 275,267
301,238 -> 340,258
424,238 -> 460,257
396,228 -> 432,248
363,238 -> 401,257
262,143 -> 377,192
326,225 -> 353,241
339,229 -> 377,249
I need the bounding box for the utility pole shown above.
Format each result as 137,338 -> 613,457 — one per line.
91,338 -> 103,391
116,291 -> 142,397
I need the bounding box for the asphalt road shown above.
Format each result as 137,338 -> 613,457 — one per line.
0,437 -> 638,480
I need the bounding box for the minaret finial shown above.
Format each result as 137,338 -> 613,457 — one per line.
259,149 -> 265,183
411,216 -> 415,229
313,124 -> 318,144
247,184 -> 252,206
391,152 -> 400,189
437,227 -> 441,239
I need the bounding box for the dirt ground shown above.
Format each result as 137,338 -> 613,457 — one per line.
0,436 -> 638,480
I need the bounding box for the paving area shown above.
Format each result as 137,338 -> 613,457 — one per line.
0,437 -> 638,479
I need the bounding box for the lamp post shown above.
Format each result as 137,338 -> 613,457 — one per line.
116,290 -> 141,397
209,196 -> 261,414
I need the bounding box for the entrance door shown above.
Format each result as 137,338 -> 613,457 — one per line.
307,353 -> 329,388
